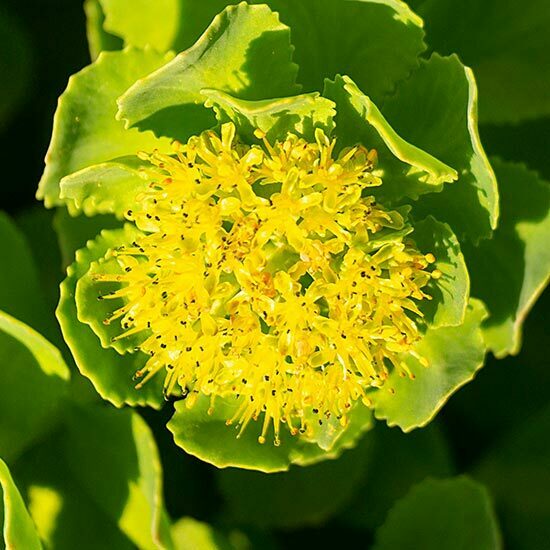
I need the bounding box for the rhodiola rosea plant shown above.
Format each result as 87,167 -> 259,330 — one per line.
1,0 -> 549,548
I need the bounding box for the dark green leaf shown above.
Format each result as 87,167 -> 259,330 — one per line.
464,159 -> 550,357
383,54 -> 498,241
324,75 -> 457,203
373,476 -> 501,550
0,311 -> 70,462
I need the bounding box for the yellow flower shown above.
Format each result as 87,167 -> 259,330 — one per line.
95,123 -> 438,445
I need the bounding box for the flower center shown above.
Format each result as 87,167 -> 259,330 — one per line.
95,123 -> 438,445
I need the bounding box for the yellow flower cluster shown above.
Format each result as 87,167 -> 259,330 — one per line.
95,123 -> 437,445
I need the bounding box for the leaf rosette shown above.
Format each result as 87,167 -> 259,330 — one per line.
36,0 -> 547,472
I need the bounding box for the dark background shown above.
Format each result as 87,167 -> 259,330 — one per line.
0,1 -> 548,547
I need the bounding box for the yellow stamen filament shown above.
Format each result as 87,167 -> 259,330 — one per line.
95,123 -> 435,444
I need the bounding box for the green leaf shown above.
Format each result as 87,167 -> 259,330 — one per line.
343,423 -> 454,530
0,458 -> 42,550
412,216 -> 470,327
419,0 -> 550,123
216,436 -> 371,528
464,159 -> 550,357
0,310 -> 70,462
57,226 -> 164,408
475,403 -> 550,550
171,517 -> 245,550
324,75 -> 457,203
373,476 -> 502,550
117,3 -> 299,141
14,434 -> 135,550
99,0 -> 180,52
383,54 -> 498,241
167,394 -> 373,473
370,299 -> 487,432
0,212 -> 51,337
84,0 -> 123,60
13,405 -> 173,550
203,89 -> 336,142
264,0 -> 426,101
60,156 -> 154,218
37,47 -> 173,208
63,405 -> 173,550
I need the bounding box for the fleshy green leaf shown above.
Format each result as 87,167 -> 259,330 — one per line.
84,0 -> 123,60
383,54 -> 498,241
95,0 -> 425,103
57,226 -> 164,408
37,47 -> 172,208
324,75 -> 457,202
343,423 -> 454,530
171,517 -> 246,550
99,0 -> 180,52
475,403 -> 550,550
370,299 -> 487,432
412,216 -> 470,327
0,310 -> 70,462
60,156 -> 154,218
167,394 -> 373,472
216,436 -> 371,528
373,477 -> 502,550
63,405 -> 173,550
203,89 -> 336,142
464,159 -> 550,357
0,458 -> 42,550
0,212 -> 51,336
265,0 -> 426,101
419,0 -> 550,123
117,3 -> 299,141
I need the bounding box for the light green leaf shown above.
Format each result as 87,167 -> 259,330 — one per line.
99,0 -> 180,52
0,458 -> 42,550
419,0 -> 550,123
370,299 -> 487,432
60,156 -> 154,218
464,159 -> 550,357
167,395 -> 373,473
383,54 -> 498,241
37,47 -> 173,208
0,310 -> 70,462
57,226 -> 164,408
373,476 -> 502,550
84,0 -> 123,60
63,405 -> 173,550
117,3 -> 299,141
324,75 -> 457,203
343,423 -> 454,530
203,89 -> 336,142
216,436 -> 371,528
475,403 -> 550,550
412,216 -> 470,327
0,212 -> 51,336
172,517 -> 245,550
